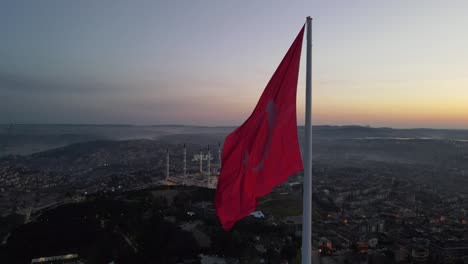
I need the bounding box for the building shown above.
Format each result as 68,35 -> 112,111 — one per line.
31,254 -> 82,264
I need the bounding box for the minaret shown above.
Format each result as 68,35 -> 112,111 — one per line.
207,145 -> 211,177
183,144 -> 187,177
218,142 -> 222,170
199,148 -> 203,174
166,148 -> 170,181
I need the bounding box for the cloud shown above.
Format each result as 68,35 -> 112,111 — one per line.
0,72 -> 122,94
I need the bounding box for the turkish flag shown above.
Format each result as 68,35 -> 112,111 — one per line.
215,26 -> 305,230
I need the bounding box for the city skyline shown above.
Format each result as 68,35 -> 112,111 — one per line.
2,0 -> 468,129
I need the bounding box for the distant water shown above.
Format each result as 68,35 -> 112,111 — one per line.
354,137 -> 468,142
2,124 -> 468,157
0,124 -> 234,157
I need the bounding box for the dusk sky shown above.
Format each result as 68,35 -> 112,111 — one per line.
1,0 -> 468,128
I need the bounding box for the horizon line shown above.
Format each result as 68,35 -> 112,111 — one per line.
1,123 -> 468,131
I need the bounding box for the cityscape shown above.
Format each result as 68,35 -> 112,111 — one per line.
0,124 -> 467,263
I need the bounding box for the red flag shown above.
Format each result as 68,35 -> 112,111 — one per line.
215,26 -> 305,230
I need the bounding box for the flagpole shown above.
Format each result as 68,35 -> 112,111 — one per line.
302,16 -> 313,264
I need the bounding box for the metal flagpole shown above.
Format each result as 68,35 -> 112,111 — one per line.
302,16 -> 313,264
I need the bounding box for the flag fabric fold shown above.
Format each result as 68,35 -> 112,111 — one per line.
215,25 -> 305,230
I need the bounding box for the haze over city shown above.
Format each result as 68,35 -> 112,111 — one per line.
1,0 -> 468,128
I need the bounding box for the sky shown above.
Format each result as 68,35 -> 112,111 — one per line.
1,0 -> 468,129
